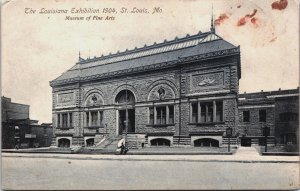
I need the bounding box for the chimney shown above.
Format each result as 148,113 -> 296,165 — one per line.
279,88 -> 281,91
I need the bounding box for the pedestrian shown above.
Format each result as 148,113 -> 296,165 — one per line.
120,142 -> 125,154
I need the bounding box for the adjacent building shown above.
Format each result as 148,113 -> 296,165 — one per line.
237,88 -> 299,146
1,96 -> 53,149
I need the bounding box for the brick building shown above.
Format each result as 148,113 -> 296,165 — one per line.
1,96 -> 53,149
50,27 -> 242,148
237,89 -> 299,146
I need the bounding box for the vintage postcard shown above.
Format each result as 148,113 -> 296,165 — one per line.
1,0 -> 299,190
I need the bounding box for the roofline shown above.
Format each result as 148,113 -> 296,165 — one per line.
76,31 -> 235,65
50,46 -> 240,87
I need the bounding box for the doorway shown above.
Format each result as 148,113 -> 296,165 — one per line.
241,137 -> 251,147
118,109 -> 135,135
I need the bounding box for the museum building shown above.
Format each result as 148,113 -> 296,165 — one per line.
50,25 -> 242,148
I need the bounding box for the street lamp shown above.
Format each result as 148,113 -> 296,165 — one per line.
226,127 -> 232,152
263,126 -> 270,152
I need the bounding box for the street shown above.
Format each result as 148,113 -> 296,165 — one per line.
2,151 -> 299,190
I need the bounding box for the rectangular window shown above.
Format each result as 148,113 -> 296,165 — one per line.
243,111 -> 250,122
169,106 -> 174,124
191,103 -> 198,123
150,105 -> 175,125
156,107 -> 166,124
62,113 -> 68,127
149,107 -> 154,125
91,111 -> 98,126
99,111 -> 103,126
200,103 -> 206,122
69,113 -> 72,127
192,101 -> 223,123
259,110 -> 266,122
57,114 -> 60,127
216,101 -> 223,122
207,103 -> 213,122
86,112 -> 89,126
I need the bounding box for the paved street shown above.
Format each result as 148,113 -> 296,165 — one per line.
2,147 -> 299,190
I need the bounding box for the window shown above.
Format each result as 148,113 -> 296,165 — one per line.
69,113 -> 72,127
243,111 -> 250,122
216,101 -> 223,122
191,103 -> 198,123
279,112 -> 298,122
259,110 -> 266,122
91,111 -> 98,126
57,112 -> 73,128
57,114 -> 61,127
190,101 -> 223,123
149,108 -> 154,124
85,111 -> 104,127
156,107 -> 166,124
62,113 -> 68,127
149,105 -> 174,125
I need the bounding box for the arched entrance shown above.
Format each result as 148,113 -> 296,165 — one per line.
58,138 -> 70,148
115,90 -> 135,135
194,138 -> 219,147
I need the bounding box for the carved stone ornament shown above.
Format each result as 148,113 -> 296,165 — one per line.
91,94 -> 98,103
157,87 -> 166,100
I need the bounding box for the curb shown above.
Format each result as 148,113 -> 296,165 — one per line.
2,154 -> 299,163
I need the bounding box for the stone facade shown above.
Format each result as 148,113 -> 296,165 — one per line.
50,30 -> 241,148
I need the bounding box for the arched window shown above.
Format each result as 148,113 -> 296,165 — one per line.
150,138 -> 171,146
194,138 -> 219,147
115,90 -> 135,105
58,138 -> 70,148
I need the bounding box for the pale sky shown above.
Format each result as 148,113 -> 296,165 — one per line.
2,0 -> 299,123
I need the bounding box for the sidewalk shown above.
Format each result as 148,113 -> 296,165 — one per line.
2,147 -> 299,163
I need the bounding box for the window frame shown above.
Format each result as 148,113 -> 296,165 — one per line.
148,104 -> 175,126
190,100 -> 224,124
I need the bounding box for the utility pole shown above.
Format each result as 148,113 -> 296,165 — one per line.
124,78 -> 128,148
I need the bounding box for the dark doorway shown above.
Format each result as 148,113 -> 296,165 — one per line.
86,138 -> 95,147
241,137 -> 251,147
194,138 -> 219,147
150,138 -> 171,146
119,109 -> 135,134
58,138 -> 70,148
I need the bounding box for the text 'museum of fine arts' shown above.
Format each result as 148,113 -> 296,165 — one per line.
50,20 -> 298,149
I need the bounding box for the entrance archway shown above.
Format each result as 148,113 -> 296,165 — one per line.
115,90 -> 136,135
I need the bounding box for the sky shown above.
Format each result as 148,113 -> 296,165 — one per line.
2,0 -> 299,123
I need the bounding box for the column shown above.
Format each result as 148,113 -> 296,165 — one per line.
97,111 -> 100,126
166,105 -> 169,124
67,113 -> 70,127
205,104 -> 208,122
197,101 -> 201,123
89,112 -> 92,126
213,101 -> 216,122
60,114 -> 63,127
189,102 -> 193,123
154,106 -> 157,125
